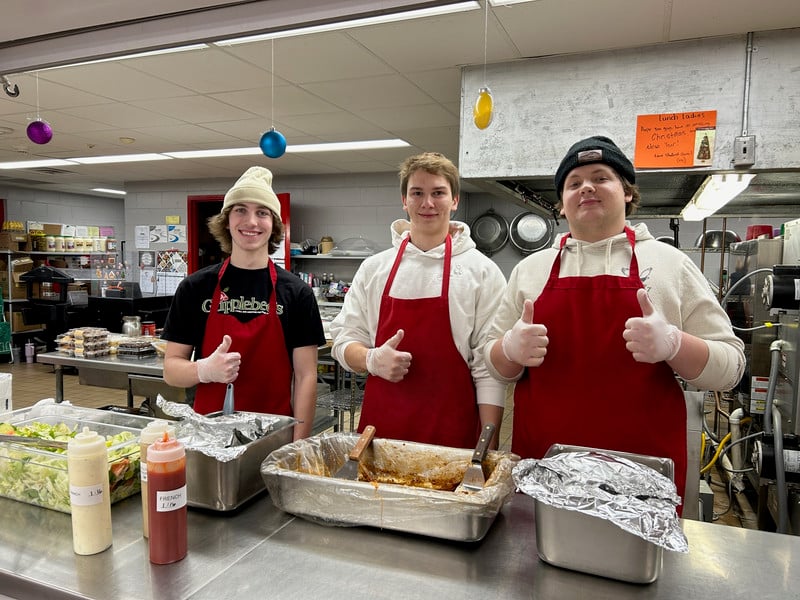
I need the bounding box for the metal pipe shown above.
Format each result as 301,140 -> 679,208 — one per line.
741,32 -> 754,136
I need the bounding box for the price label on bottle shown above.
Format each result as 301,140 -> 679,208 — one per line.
69,483 -> 105,506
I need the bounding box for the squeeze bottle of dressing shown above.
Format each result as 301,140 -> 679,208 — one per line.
68,427 -> 113,555
139,420 -> 176,538
147,433 -> 188,564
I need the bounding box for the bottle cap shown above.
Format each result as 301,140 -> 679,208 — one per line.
148,433 -> 184,462
68,426 -> 107,456
140,420 -> 176,445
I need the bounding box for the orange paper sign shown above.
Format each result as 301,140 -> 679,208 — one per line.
634,110 -> 717,169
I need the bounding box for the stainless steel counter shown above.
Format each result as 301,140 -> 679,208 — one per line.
36,351 -> 171,407
0,492 -> 797,600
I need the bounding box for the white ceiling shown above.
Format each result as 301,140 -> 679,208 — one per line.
1,0 -> 800,202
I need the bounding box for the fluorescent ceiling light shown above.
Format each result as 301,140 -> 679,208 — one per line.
287,139 -> 410,153
164,147 -> 261,159
92,188 -> 126,195
680,173 -> 756,221
0,159 -> 78,169
216,1 -> 480,45
71,153 -> 172,164
489,0 -> 542,5
41,44 -> 209,70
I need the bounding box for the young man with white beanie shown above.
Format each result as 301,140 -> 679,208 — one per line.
162,166 -> 325,439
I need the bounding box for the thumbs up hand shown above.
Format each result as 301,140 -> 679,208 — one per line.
196,335 -> 242,383
366,329 -> 413,382
623,289 -> 682,363
501,299 -> 549,367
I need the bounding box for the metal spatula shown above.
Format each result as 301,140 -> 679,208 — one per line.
222,383 -> 234,415
333,425 -> 376,480
456,423 -> 496,493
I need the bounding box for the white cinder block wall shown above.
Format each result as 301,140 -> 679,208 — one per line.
3,177 -> 788,289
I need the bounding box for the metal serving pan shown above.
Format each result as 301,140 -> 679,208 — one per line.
185,412 -> 295,511
261,433 -> 518,542
534,444 -> 675,584
470,209 -> 509,256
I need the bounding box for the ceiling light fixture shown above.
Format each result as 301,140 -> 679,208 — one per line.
489,0 -> 542,6
216,2 -> 480,45
71,153 -> 172,164
40,44 -> 209,70
0,139 -> 410,169
0,159 -> 78,169
92,188 -> 126,195
680,173 -> 756,221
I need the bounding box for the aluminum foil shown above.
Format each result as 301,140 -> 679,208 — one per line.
156,395 -> 291,462
513,451 -> 688,553
261,433 -> 519,541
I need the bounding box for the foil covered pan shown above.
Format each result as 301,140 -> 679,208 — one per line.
514,444 -> 686,584
261,432 -> 518,542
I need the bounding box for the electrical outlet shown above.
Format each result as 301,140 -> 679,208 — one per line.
734,135 -> 756,167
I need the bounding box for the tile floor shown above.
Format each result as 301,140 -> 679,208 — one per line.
1,359 -> 746,528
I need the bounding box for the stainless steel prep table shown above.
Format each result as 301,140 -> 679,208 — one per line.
36,351 -> 173,407
0,492 -> 797,600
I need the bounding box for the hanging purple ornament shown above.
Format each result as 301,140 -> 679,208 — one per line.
259,127 -> 286,158
27,119 -> 53,144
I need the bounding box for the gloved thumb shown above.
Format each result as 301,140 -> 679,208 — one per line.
384,329 -> 404,349
520,299 -> 535,324
216,334 -> 233,354
636,288 -> 655,317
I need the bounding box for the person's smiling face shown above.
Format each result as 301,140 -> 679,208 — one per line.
560,164 -> 631,242
227,202 -> 274,255
402,170 -> 458,250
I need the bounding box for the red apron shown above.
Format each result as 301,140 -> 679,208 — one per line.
512,228 -> 687,506
193,258 -> 293,416
358,235 -> 480,448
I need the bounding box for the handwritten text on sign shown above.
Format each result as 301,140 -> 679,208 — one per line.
634,110 -> 717,169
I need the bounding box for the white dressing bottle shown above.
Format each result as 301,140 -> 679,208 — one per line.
68,427 -> 113,555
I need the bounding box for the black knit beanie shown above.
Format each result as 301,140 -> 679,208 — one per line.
554,136 -> 636,198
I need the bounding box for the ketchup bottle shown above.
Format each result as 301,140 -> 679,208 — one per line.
147,433 -> 187,564
139,420 -> 175,539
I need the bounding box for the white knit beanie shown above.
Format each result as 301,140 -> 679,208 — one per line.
223,166 -> 281,216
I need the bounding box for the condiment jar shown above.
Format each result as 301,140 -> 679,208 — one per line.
122,315 -> 141,336
139,420 -> 176,538
68,427 -> 113,555
147,434 -> 187,564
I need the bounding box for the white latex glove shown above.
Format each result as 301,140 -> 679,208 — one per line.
196,335 -> 242,383
623,289 -> 682,363
366,329 -> 412,382
501,299 -> 548,367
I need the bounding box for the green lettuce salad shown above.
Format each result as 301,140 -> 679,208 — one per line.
0,421 -> 141,513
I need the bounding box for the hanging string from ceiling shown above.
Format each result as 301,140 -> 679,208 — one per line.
473,0 -> 494,130
259,38 -> 287,158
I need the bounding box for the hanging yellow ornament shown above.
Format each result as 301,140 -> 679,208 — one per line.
473,87 -> 494,130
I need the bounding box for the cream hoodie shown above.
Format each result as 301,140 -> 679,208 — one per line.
485,222 -> 745,391
330,219 -> 508,407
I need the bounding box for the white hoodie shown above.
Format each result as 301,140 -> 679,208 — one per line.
484,222 -> 745,392
330,219 -> 508,407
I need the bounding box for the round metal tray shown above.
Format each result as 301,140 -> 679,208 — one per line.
471,209 -> 509,256
509,212 -> 554,255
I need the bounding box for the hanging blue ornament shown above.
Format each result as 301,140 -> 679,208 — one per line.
27,119 -> 53,144
259,127 -> 287,158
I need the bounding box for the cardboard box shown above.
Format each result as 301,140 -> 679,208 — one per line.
11,258 -> 33,273
4,281 -> 28,300
0,232 -> 29,251
4,311 -> 43,332
43,224 -> 63,236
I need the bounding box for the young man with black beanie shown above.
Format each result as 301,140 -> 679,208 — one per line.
483,135 -> 744,511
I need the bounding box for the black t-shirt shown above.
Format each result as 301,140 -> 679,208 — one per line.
161,261 -> 325,361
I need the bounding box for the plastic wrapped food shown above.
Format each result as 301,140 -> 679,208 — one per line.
261,433 -> 519,541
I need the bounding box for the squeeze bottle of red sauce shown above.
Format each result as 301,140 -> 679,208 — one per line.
139,420 -> 176,539
147,433 -> 187,564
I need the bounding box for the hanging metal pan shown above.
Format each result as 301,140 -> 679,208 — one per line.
470,209 -> 509,256
509,212 -> 554,255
